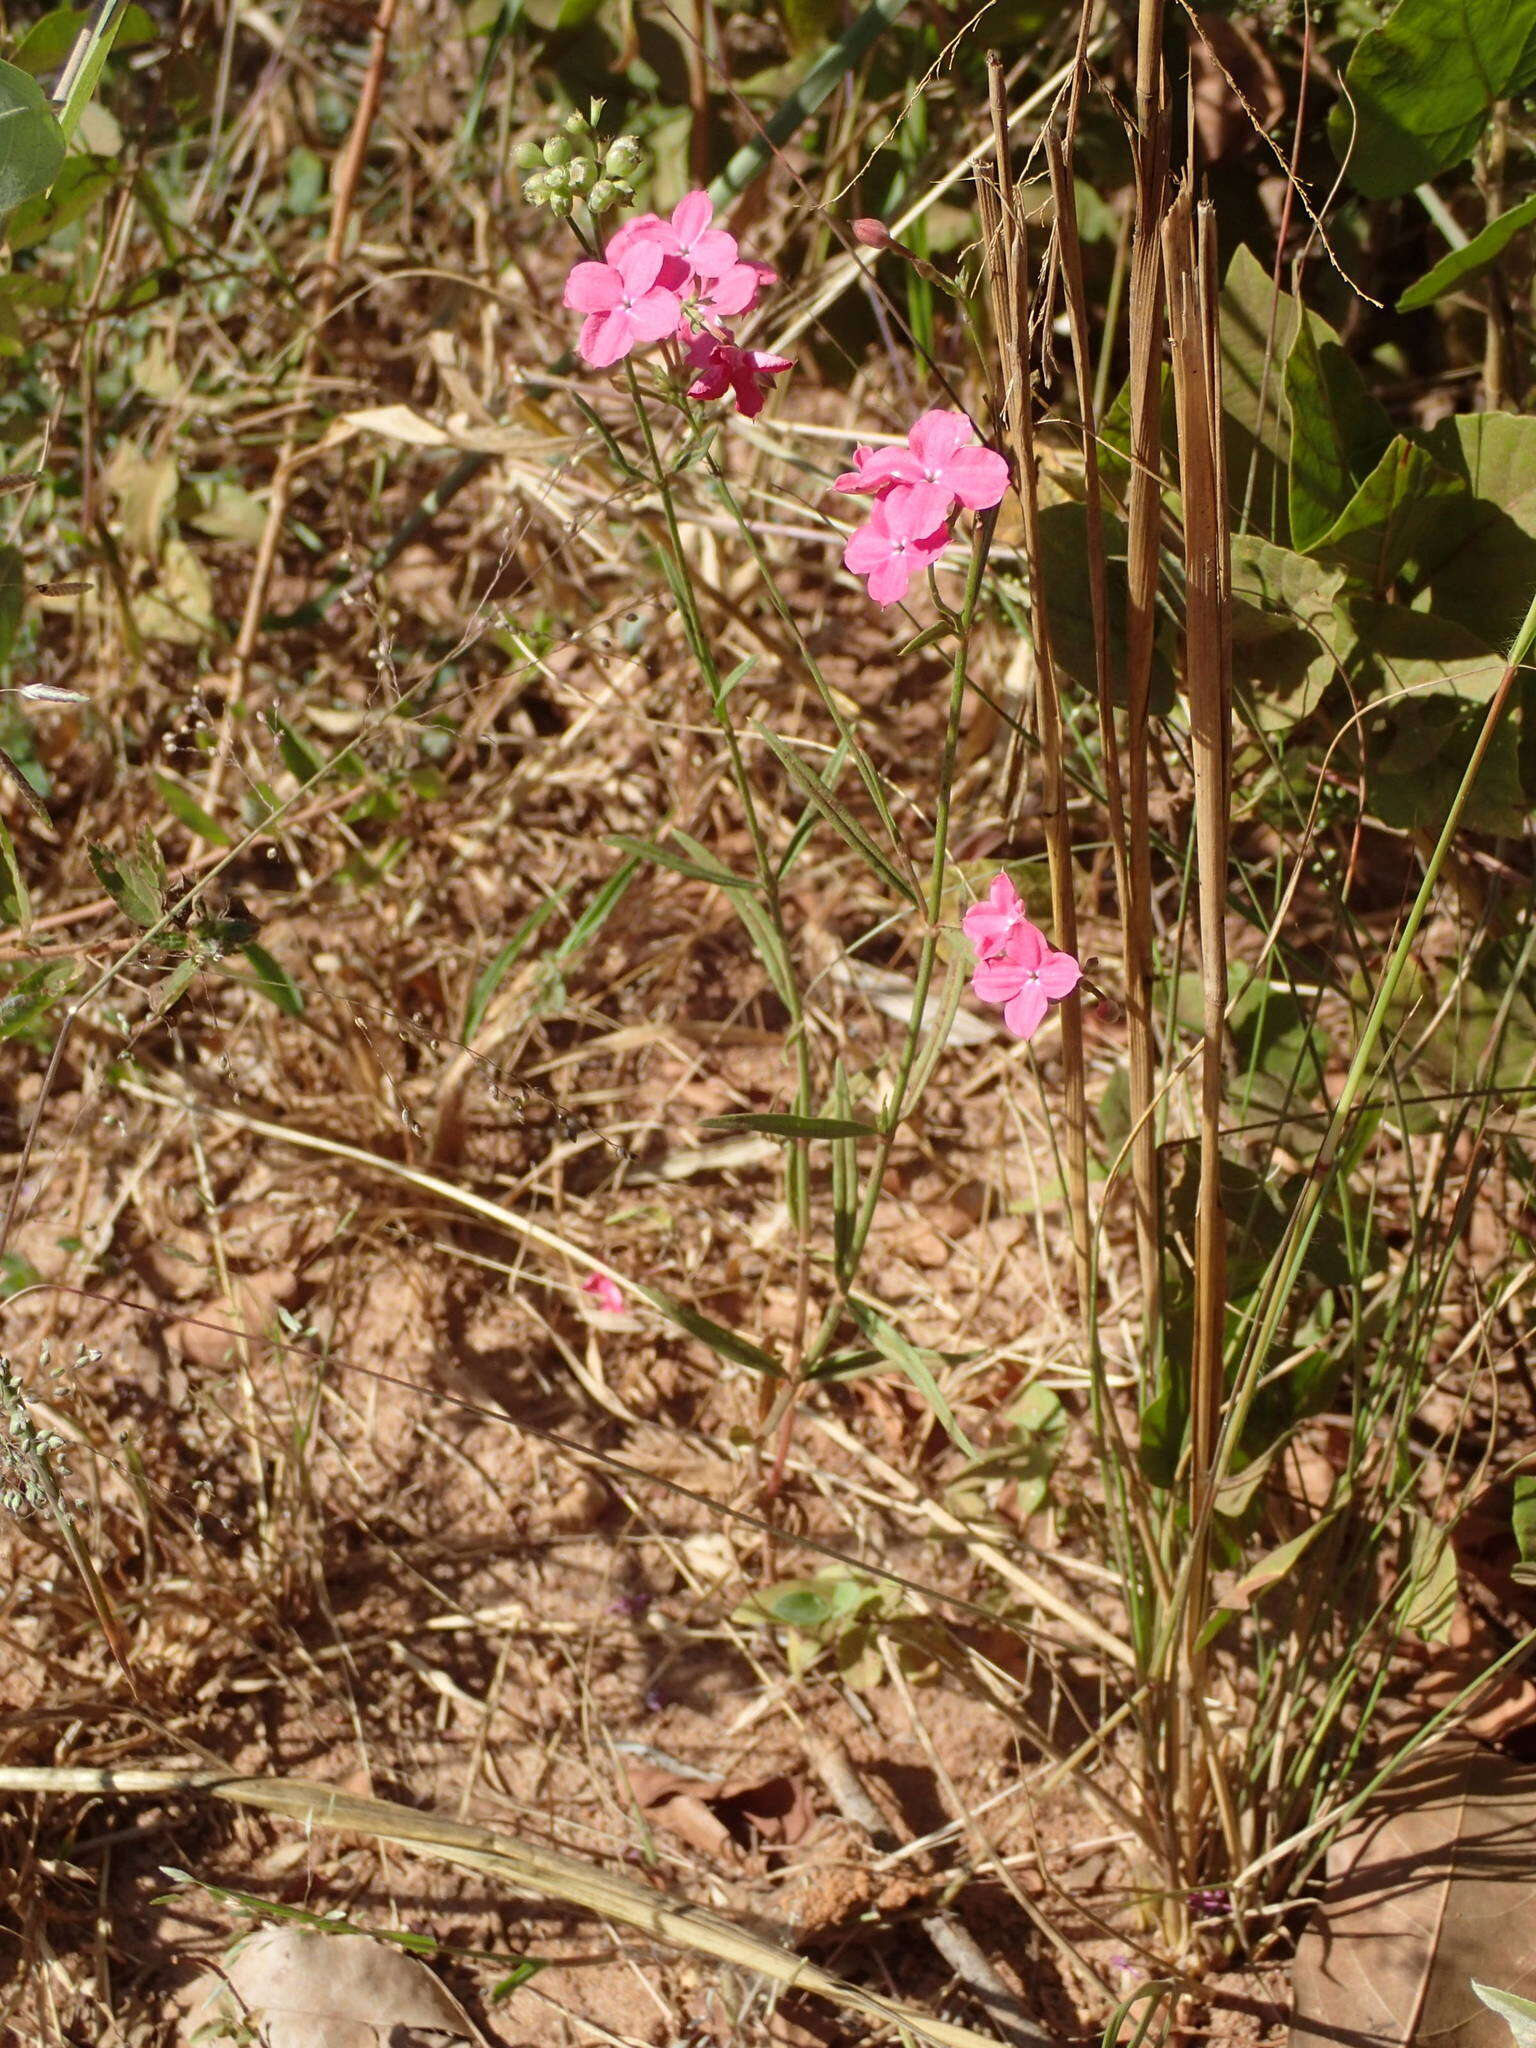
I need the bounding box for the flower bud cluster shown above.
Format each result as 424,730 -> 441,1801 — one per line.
515,107 -> 645,220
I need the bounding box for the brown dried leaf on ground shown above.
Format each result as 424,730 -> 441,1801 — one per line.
180,1926 -> 488,2047
623,1762 -> 815,1864
1290,1745 -> 1536,2048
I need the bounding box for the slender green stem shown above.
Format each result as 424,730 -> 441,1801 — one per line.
802,516 -> 995,1367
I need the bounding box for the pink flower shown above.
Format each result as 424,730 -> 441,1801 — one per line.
686,332 -> 794,418
582,1272 -> 628,1317
843,494 -> 950,606
835,410 -> 1010,535
563,241 -> 686,368
967,896 -> 1082,1043
690,257 -> 776,328
962,872 -> 1031,962
609,190 -> 738,283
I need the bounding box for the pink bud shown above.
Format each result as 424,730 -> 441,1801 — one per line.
852,218 -> 891,249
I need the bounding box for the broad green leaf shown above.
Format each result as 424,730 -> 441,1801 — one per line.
1473,1984 -> 1536,2048
0,814 -> 28,928
88,831 -> 165,928
1401,1514 -> 1457,1643
12,8 -> 92,75
5,153 -> 116,252
1412,413 -> 1536,650
463,889 -> 566,1037
153,772 -> 231,845
1305,436 -> 1468,594
850,1298 -> 974,1457
1229,536 -> 1349,731
238,942 -> 305,1016
1399,193 -> 1536,312
1220,245 -> 1310,539
0,959 -> 77,1040
0,59 -> 66,216
1033,499 -> 1176,705
700,1112 -> 880,1140
1284,314 -> 1394,551
1333,0 -> 1536,198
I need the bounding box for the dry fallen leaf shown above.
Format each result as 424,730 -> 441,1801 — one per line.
1290,1744 -> 1536,2048
180,1926 -> 488,2048
623,1763 -> 815,1865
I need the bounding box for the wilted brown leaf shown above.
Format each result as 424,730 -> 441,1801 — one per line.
1290,1745 -> 1536,2048
181,1927 -> 488,2047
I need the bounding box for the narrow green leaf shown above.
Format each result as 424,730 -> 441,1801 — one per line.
239,942 -> 305,1016
1511,1474 -> 1536,1584
153,772 -> 231,845
1474,1983 -> 1536,2048
0,960 -> 76,1039
1222,1513 -> 1338,1609
1399,193 -> 1536,312
552,854 -> 638,963
0,59 -> 66,214
632,1282 -> 781,1377
700,1112 -> 880,1140
758,728 -> 919,905
153,952 -> 200,1017
0,546 -> 25,664
850,1298 -> 974,1456
708,0 -> 910,204
463,889 -> 567,1037
0,814 -> 28,929
608,833 -> 750,890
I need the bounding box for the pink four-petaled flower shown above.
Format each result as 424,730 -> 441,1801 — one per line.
609,190 -> 739,281
836,410 -> 1010,533
563,240 -> 687,369
563,188 -> 790,413
963,872 -> 1081,1042
835,409 -> 1009,607
842,493 -> 950,607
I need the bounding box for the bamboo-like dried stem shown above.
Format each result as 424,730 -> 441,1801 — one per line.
0,1765 -> 1019,2048
1162,184 -> 1233,1889
981,56 -> 1091,1317
1121,0 -> 1171,1345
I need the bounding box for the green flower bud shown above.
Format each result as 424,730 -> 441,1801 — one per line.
543,136 -> 574,167
609,177 -> 635,203
513,141 -> 544,171
548,190 -> 573,218
587,178 -> 617,214
542,162 -> 571,195
522,170 -> 548,202
567,157 -> 598,195
564,109 -> 592,140
604,135 -> 643,175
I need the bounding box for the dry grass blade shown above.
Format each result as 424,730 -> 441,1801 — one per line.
1160,184 -> 1235,1894
1120,0 -> 1172,1335
0,1766 -> 1020,2048
979,57 -> 1090,1316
